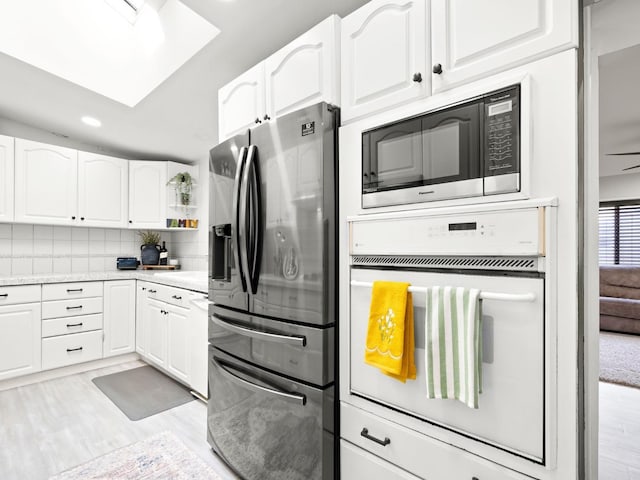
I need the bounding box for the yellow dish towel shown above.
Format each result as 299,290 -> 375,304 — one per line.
364,281 -> 416,382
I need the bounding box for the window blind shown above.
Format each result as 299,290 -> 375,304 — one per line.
599,202 -> 640,266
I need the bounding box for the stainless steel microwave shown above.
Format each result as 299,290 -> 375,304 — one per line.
362,85 -> 520,208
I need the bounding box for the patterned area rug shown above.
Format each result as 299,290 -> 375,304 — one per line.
600,331 -> 640,389
49,431 -> 222,480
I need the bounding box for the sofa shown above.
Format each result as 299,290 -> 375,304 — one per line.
600,266 -> 640,335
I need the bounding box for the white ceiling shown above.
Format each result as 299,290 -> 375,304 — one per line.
599,43 -> 640,176
0,0 -> 370,163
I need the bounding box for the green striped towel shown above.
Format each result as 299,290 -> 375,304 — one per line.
425,286 -> 482,409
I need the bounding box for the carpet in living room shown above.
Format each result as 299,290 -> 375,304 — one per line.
599,331 -> 640,389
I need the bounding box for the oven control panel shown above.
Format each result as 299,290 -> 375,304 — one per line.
350,207 -> 545,257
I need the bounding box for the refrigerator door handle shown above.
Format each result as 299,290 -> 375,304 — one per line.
213,356 -> 307,405
211,313 -> 307,346
242,145 -> 262,294
232,146 -> 248,293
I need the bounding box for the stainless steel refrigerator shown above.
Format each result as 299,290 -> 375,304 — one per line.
207,102 -> 338,480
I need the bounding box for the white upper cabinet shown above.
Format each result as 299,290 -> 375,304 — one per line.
341,0 -> 429,122
431,0 -> 577,92
265,15 -> 340,119
78,152 -> 128,228
218,63 -> 266,142
129,160 -> 167,229
0,135 -> 14,223
14,139 -> 78,225
218,15 -> 341,142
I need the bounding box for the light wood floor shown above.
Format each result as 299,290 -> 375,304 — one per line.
600,381 -> 640,480
0,360 -> 239,480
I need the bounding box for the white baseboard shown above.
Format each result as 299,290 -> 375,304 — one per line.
0,353 -> 142,392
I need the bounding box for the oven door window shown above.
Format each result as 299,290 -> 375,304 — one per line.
363,103 -> 482,194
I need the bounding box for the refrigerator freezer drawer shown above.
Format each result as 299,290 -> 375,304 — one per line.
207,347 -> 335,480
209,304 -> 334,386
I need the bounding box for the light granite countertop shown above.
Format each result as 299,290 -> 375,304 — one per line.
0,270 -> 209,293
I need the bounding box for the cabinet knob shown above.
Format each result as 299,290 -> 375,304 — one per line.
432,63 -> 443,75
371,171 -> 376,176
412,72 -> 423,83
71,216 -> 76,220
129,220 -> 132,224
263,114 -> 271,121
255,118 -> 262,124
363,173 -> 368,178
80,217 -> 85,221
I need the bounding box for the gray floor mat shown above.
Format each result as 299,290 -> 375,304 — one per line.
92,366 -> 194,421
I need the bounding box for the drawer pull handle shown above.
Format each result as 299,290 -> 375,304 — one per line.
66,347 -> 83,353
66,305 -> 83,310
360,428 -> 390,447
66,288 -> 83,293
66,322 -> 83,328
149,289 -> 157,294
172,295 -> 182,300
0,294 -> 8,298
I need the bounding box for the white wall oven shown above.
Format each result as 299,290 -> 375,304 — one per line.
362,85 -> 521,208
342,205 -> 554,478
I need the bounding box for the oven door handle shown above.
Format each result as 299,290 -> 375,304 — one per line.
211,313 -> 306,347
213,356 -> 306,405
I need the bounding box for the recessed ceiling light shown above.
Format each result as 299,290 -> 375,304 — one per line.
81,116 -> 102,127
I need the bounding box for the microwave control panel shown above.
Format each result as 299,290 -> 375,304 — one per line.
484,86 -> 520,177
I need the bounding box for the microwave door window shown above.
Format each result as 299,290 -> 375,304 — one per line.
370,118 -> 423,190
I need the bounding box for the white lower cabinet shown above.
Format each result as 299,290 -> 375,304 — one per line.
166,304 -> 190,384
341,402 -> 530,479
42,330 -> 103,370
103,280 -> 136,357
146,298 -> 168,368
341,440 -> 420,480
0,289 -> 42,381
135,281 -> 207,395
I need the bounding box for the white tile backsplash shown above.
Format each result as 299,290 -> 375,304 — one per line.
0,224 -> 172,276
33,257 -> 53,274
11,257 -> 33,275
34,225 -> 54,239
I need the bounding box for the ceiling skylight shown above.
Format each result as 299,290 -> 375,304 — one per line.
0,0 -> 220,107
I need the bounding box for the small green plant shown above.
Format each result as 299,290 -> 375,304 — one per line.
167,171 -> 193,206
138,230 -> 161,245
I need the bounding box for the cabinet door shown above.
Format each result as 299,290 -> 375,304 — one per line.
78,152 -> 128,228
0,135 -> 14,223
135,282 -> 149,355
14,139 -> 78,225
431,0 -> 577,92
128,160 -> 167,229
189,294 -> 209,397
341,0 -> 429,122
166,303 -> 190,384
103,280 -> 135,358
218,62 -> 265,142
0,303 -> 41,381
265,15 -> 340,119
146,298 -> 167,367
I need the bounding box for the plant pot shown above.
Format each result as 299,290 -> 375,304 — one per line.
180,192 -> 191,206
141,243 -> 161,265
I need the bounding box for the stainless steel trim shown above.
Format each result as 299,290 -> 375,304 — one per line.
362,178 -> 483,208
232,146 -> 248,292
213,356 -> 306,405
484,173 -> 520,195
211,313 -> 307,347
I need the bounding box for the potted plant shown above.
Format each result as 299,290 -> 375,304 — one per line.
167,171 -> 193,206
138,230 -> 162,265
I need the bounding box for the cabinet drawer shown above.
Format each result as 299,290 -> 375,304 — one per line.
152,284 -> 188,309
341,440 -> 420,480
42,282 -> 103,301
42,297 -> 103,319
42,314 -> 103,338
341,403 -> 530,480
42,330 -> 103,370
0,285 -> 41,305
